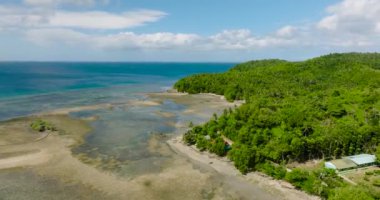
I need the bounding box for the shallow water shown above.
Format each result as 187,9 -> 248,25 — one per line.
0,92 -> 245,199
0,62 -> 234,176
0,168 -> 112,200
0,62 -> 250,199
0,62 -> 233,120
70,98 -> 183,176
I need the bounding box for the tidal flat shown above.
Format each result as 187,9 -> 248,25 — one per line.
0,90 -> 319,200
0,92 -> 280,200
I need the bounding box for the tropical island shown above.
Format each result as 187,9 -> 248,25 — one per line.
173,53 -> 380,199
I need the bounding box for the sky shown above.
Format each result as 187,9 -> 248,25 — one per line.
0,0 -> 379,62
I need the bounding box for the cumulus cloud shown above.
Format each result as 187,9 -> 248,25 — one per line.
25,28 -> 296,51
313,0 -> 380,48
25,28 -> 199,49
276,26 -> 297,38
317,0 -> 380,35
96,32 -> 201,50
3,0 -> 380,58
17,0 -> 380,53
208,29 -> 295,50
25,28 -> 202,50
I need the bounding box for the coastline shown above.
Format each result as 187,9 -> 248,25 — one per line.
167,136 -> 320,200
161,91 -> 319,200
0,91 -> 318,199
0,91 -> 258,199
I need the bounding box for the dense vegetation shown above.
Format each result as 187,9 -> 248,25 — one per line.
176,53 -> 380,199
30,119 -> 56,132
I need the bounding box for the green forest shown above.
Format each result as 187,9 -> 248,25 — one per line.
175,53 -> 380,199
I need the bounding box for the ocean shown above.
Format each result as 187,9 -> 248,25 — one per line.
0,62 -> 233,120
0,62 -> 233,180
0,62 -> 279,199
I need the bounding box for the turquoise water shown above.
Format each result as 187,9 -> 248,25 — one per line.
0,62 -> 233,120
0,63 -> 278,199
70,99 -> 184,176
0,62 -> 233,98
0,62 -> 234,177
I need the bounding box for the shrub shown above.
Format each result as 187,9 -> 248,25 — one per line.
183,130 -> 196,145
366,171 -> 374,176
285,169 -> 309,188
209,137 -> 227,156
256,162 -> 287,180
329,186 -> 374,200
195,135 -> 209,151
373,179 -> 380,187
228,144 -> 257,174
30,119 -> 56,132
285,169 -> 325,195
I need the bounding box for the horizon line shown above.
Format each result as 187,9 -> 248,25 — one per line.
0,60 -> 240,64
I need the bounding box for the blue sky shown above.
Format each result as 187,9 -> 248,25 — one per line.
0,0 -> 379,61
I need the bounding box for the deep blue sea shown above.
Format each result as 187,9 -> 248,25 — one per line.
0,62 -> 234,120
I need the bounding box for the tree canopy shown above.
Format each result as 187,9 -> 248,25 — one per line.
177,53 -> 380,199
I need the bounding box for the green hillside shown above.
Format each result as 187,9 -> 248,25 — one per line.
174,53 -> 380,199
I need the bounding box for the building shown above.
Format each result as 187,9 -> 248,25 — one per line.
345,154 -> 377,167
325,154 -> 377,171
325,158 -> 357,171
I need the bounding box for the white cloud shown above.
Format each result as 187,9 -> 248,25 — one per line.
17,0 -> 380,54
26,28 -> 88,46
311,0 -> 380,48
25,28 -> 201,50
317,0 -> 380,35
3,0 -> 380,60
0,6 -> 49,29
209,29 -> 251,49
276,26 -> 297,38
25,28 -> 296,51
48,10 -> 166,29
96,32 -> 201,50
24,0 -> 107,7
208,29 -> 295,50
0,5 -> 166,30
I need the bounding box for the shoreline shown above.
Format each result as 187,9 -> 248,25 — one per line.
0,91 -> 318,199
167,136 -> 320,200
163,91 -> 319,199
0,91 -> 251,199
164,91 -> 319,200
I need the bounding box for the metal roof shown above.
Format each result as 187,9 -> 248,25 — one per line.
325,162 -> 337,170
344,154 -> 376,165
328,159 -> 357,170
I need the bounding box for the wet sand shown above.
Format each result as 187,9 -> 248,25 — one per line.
38,104 -> 114,115
0,92 -> 315,200
0,116 -> 248,199
147,91 -> 244,121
